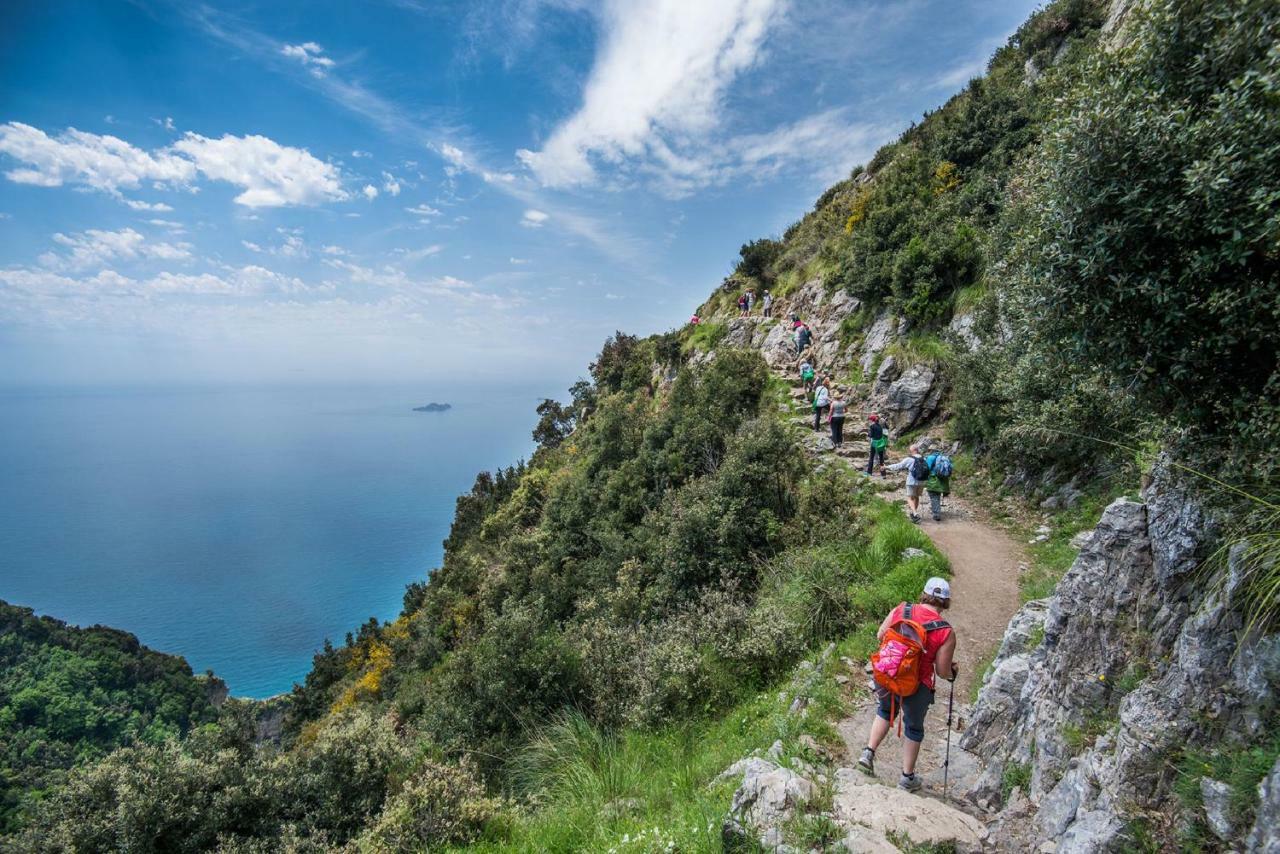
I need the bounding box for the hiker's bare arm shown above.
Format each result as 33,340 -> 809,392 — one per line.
875,611 -> 894,641
934,633 -> 958,680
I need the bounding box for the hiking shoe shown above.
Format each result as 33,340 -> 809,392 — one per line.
857,748 -> 875,776
933,514 -> 942,522
909,513 -> 920,523
898,773 -> 922,793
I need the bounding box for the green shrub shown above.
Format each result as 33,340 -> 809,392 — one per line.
999,0 -> 1280,482
357,759 -> 497,851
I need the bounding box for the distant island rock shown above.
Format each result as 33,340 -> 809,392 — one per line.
413,402 -> 452,412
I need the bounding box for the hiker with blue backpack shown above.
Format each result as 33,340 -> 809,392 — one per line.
924,447 -> 953,522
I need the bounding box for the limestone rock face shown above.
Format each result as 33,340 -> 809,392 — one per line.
1247,756 -> 1280,853
963,460 -> 1280,849
860,314 -> 896,373
949,312 -> 980,351
869,362 -> 945,432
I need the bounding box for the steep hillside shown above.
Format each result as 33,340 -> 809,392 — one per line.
0,600 -> 223,834
4,0 -> 1276,850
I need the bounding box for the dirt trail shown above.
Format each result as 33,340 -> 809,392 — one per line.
779,370 -> 1025,802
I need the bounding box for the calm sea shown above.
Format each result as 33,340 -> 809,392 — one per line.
0,383 -> 547,698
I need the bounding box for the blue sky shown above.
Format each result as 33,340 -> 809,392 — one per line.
0,0 -> 1041,388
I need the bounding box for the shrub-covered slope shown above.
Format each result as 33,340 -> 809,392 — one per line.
0,601 -> 222,834
5,0 -> 1277,849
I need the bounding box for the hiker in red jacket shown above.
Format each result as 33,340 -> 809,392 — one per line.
857,577 -> 958,793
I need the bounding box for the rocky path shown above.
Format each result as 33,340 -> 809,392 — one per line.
784,370 -> 1027,846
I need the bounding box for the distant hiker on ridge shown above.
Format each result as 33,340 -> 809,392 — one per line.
858,577 -> 958,793
828,387 -> 847,448
737,293 -> 748,317
762,290 -> 773,317
800,360 -> 816,394
689,313 -> 701,325
746,289 -> 756,313
885,443 -> 928,522
866,414 -> 887,476
811,376 -> 831,432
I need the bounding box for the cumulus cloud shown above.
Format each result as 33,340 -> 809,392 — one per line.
171,132 -> 348,207
0,122 -> 349,208
516,0 -> 785,187
361,184 -> 379,200
381,171 -> 401,195
38,227 -> 192,271
521,208 -> 549,228
281,42 -> 336,77
0,122 -> 194,191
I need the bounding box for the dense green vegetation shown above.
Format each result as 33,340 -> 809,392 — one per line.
0,601 -> 220,834
8,341 -> 945,850
4,0 -> 1276,848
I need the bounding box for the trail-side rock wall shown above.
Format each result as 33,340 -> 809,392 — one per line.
712,275 -> 971,434
963,460 -> 1280,851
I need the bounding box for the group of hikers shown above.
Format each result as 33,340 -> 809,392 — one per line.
793,332 -> 952,523
688,298 -> 963,797
790,346 -> 959,796
736,288 -> 774,317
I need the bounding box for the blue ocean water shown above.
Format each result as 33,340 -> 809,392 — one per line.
0,383 -> 547,698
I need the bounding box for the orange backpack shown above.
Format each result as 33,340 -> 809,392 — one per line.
871,604 -> 949,693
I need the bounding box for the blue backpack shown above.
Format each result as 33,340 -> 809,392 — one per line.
930,453 -> 954,478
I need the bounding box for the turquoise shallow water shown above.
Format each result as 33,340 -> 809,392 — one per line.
0,383 -> 546,698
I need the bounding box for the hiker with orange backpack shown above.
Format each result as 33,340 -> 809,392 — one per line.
858,577 -> 958,793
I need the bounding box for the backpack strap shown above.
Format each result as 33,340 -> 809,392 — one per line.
923,619 -> 950,632
903,603 -> 913,622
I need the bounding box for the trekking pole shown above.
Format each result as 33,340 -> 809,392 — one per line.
943,675 -> 955,799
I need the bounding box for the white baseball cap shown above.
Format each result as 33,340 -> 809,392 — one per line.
923,577 -> 951,599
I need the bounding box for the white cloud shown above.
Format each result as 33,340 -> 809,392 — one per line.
0,122 -> 195,191
604,292 -> 624,300
123,198 -> 174,212
351,149 -> 371,158
281,42 -> 337,78
0,122 -> 349,208
405,203 -> 441,218
521,208 -> 549,228
153,116 -> 177,131
321,244 -> 348,255
171,132 -> 348,207
0,263 -> 305,298
509,257 -> 529,265
362,183 -> 378,200
242,240 -> 264,252
147,219 -> 185,233
39,227 -> 192,271
381,171 -> 401,196
516,0 -> 785,187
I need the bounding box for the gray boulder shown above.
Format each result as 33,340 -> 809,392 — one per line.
1247,755 -> 1280,853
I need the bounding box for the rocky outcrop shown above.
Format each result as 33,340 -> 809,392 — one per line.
964,460 -> 1280,850
869,358 -> 947,432
1247,756 -> 1280,853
